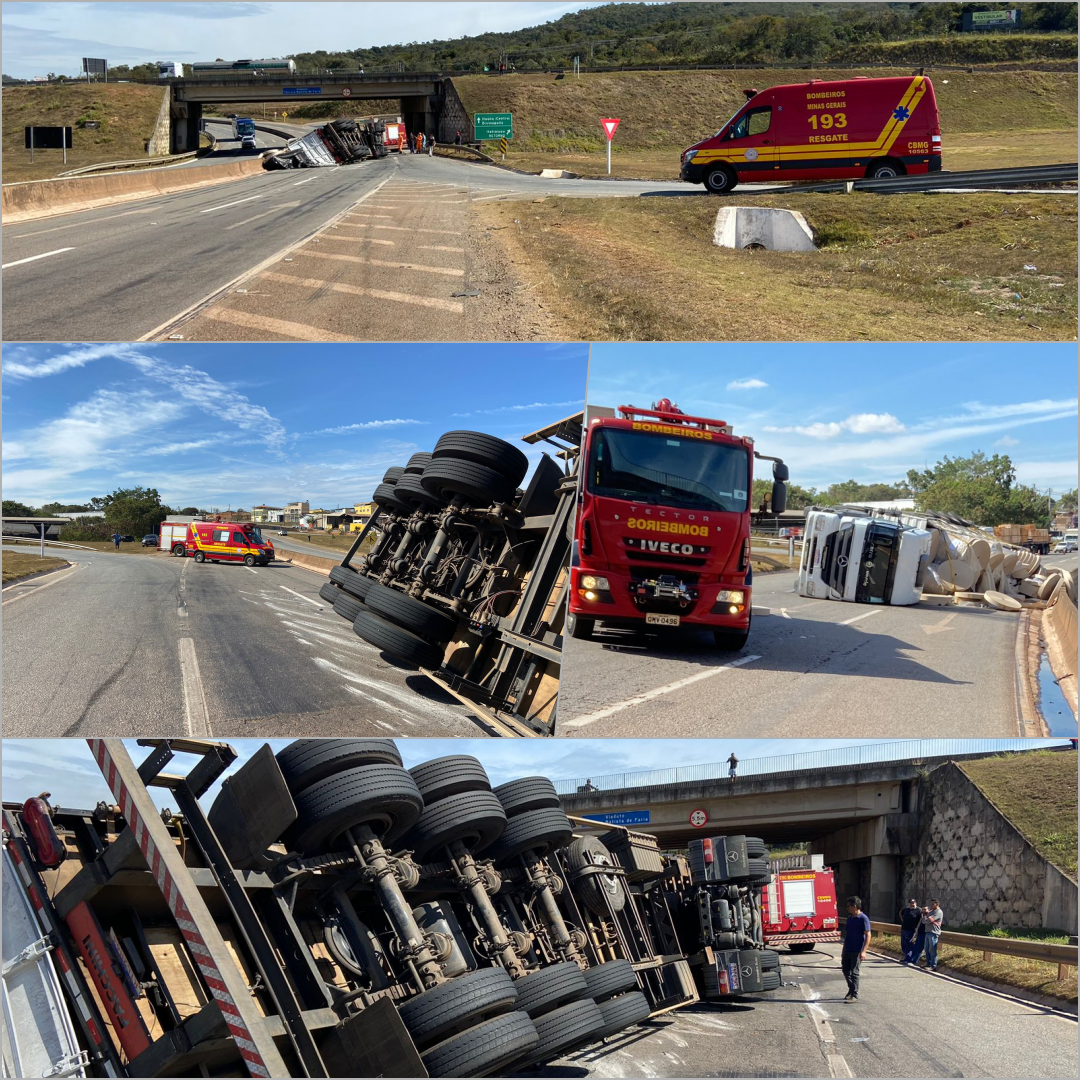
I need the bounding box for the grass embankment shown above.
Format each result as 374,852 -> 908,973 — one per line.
454,67 -> 1078,178
478,191 -> 1077,342
873,928 -> 1077,1004
961,751 -> 1078,878
2,83 -> 167,183
2,551 -> 69,583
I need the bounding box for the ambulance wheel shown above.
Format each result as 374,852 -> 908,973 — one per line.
194,551 -> 205,563
567,612 -> 594,640
244,554 -> 256,567
171,543 -> 186,556
704,165 -> 737,194
788,942 -> 815,953
866,159 -> 904,180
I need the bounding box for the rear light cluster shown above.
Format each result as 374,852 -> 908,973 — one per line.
22,797 -> 66,868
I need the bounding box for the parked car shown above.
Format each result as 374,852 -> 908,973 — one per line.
141,534 -> 158,547
1053,540 -> 1077,553
277,528 -> 288,535
120,535 -> 135,543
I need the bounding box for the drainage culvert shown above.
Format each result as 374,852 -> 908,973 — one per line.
713,206 -> 817,252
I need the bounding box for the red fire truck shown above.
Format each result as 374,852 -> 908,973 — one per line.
761,866 -> 841,952
567,401 -> 788,650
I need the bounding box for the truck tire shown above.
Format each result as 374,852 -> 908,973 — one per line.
171,543 -> 186,556
512,962 -> 589,1019
493,776 -> 561,816
276,738 -> 401,794
433,431 -> 529,487
319,582 -> 340,605
704,165 -> 737,194
400,967 -> 518,1048
333,594 -> 365,624
421,458 -> 514,507
595,991 -> 651,1040
394,472 -> 444,508
372,482 -> 413,515
404,451 -> 433,475
194,551 -> 206,563
714,624 -> 750,651
353,610 -> 445,669
489,806 -> 573,863
565,837 -> 627,916
760,970 -> 782,992
402,789 -> 507,860
866,159 -> 905,179
244,554 -> 256,567
365,582 -> 458,643
420,1010 -> 538,1079
583,959 -> 638,1003
566,611 -> 595,640
382,466 -> 406,483
410,755 -> 491,803
524,998 -> 605,1064
330,565 -> 374,601
788,942 -> 815,953
285,764 -> 423,850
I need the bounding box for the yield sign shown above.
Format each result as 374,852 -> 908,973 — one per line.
600,118 -> 620,141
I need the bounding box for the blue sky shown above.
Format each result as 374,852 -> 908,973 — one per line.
1,342 -> 588,509
3,737 -> 1065,811
2,2 -> 611,79
588,343 -> 1079,495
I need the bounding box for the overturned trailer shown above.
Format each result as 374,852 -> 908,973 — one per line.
263,119 -> 389,170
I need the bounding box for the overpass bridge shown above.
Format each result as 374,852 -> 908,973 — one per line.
168,72 -> 471,153
559,740 -> 1072,923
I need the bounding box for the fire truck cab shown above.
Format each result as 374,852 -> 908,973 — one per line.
185,520 -> 275,566
761,865 -> 841,952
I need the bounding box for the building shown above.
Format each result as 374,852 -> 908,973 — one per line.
350,502 -> 375,531
283,501 -> 310,525
215,511 -> 252,524
251,505 -> 284,524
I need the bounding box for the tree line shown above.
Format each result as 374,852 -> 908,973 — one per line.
3,488 -> 204,540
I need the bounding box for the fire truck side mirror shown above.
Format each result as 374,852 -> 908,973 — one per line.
771,481 -> 787,515
772,461 -> 789,482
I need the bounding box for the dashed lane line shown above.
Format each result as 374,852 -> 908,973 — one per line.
560,653 -> 762,729
840,608 -> 883,626
199,194 -> 264,214
225,202 -> 301,230
798,982 -> 853,1078
198,308 -> 357,341
260,271 -> 465,313
2,247 -> 75,270
279,584 -> 323,608
178,637 -> 212,737
293,250 -> 465,276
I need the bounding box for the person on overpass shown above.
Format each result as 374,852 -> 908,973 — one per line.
727,752 -> 738,783
919,899 -> 944,971
898,899 -> 923,963
842,896 -> 871,1002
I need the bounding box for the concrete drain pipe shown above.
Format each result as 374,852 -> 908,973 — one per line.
713,206 -> 817,252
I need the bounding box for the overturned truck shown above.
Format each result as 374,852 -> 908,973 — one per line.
2,738 -> 783,1079
263,118 -> 389,169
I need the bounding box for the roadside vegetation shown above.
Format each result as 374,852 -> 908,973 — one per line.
477,190 -> 1077,342
2,551 -> 69,584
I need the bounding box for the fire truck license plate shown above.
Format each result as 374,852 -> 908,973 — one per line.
645,613 -> 680,626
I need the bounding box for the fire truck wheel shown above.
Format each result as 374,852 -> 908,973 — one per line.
492,776 -> 561,816
333,594 -> 365,625
519,998 -> 605,1065
365,582 -> 458,643
394,471 -> 445,509
761,970 -> 782,992
420,1010 -> 538,1079
194,551 -> 206,563
420,458 -> 515,507
788,942 -> 815,953
285,764 -> 423,850
759,950 -> 781,971
400,966 -> 518,1048
583,959 -> 638,1003
372,482 -> 413,516
319,582 -> 340,605
277,739 -> 402,794
404,451 -> 433,475
566,612 -> 595,640
565,837 -> 627,916
594,990 -> 651,1040
512,962 -> 589,1019
704,165 -> 737,194
353,610 -> 445,669
382,466 -> 407,484
432,430 -> 530,487
409,755 -> 492,804
171,543 -> 186,556
244,554 -> 256,567
330,564 -> 374,601
489,807 -> 574,864
866,158 -> 905,180
402,789 -> 507,861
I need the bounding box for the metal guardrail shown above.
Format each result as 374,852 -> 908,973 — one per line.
2,535 -> 97,551
554,738 -> 1059,795
56,133 -> 217,177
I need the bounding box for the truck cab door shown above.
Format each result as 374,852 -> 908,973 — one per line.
723,105 -> 778,175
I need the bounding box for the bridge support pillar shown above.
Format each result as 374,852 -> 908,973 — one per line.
170,99 -> 203,154
868,854 -> 899,921
401,95 -> 435,140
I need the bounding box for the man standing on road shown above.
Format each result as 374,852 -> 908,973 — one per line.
842,896 -> 871,1002
112,532 -> 122,551
920,899 -> 944,971
899,899 -> 923,963
727,753 -> 739,783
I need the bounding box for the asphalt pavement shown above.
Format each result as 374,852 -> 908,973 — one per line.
1,545 -> 481,738
555,564 -> 1072,738
527,942 -> 1076,1078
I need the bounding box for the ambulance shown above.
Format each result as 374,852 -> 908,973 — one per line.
680,75 -> 942,193
184,520 -> 275,566
761,865 -> 841,952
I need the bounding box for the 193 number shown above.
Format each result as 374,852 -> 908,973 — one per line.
808,113 -> 847,130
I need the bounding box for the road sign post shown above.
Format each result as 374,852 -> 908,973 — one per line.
601,117 -> 620,175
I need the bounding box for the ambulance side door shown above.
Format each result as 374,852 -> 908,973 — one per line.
722,104 -> 779,176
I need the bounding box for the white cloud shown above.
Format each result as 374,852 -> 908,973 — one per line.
143,438 -> 222,456
765,412 -> 905,439
310,419 -> 424,435
451,399 -> 584,418
2,343 -> 125,381
726,378 -> 768,391
994,435 -> 1020,447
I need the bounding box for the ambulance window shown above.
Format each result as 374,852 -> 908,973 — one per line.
213,528 -> 230,543
729,107 -> 771,139
232,532 -> 246,544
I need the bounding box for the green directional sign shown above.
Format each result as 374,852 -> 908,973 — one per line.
474,112 -> 513,140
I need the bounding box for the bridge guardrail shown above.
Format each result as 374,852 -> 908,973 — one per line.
3,535 -> 99,551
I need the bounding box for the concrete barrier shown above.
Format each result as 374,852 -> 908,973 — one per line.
713,205 -> 817,252
1043,585 -> 1078,714
2,157 -> 266,223
279,550 -> 340,577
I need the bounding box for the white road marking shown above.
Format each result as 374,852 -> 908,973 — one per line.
201,307 -> 357,341
199,194 -> 264,214
312,656 -> 457,719
178,637 -> 212,737
341,685 -> 417,726
561,654 -> 762,729
419,244 -> 465,253
472,191 -> 525,202
292,176 -> 319,186
279,585 -> 322,607
225,201 -> 301,230
1,562 -> 82,606
246,566 -> 258,574
2,247 -> 75,270
278,618 -> 373,651
261,271 -> 464,313
10,208 -> 152,238
840,609 -> 882,626
294,250 -> 465,276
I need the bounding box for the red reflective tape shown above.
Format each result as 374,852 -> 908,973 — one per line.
56,949 -> 71,973
30,890 -> 44,910
87,1018 -> 104,1046
8,844 -> 23,865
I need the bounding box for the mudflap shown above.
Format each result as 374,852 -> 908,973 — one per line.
317,997 -> 427,1078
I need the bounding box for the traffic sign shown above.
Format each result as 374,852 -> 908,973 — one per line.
341,87 -> 352,98
474,112 -> 513,140
283,87 -> 322,96
582,810 -> 651,827
689,808 -> 708,828
600,118 -> 620,140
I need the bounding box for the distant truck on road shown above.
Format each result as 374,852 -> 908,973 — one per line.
762,865 -> 841,952
232,115 -> 257,151
155,61 -> 183,78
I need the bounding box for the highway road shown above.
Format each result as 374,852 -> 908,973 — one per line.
557,558 -> 1080,739
528,942 -> 1077,1078
1,545 -> 482,738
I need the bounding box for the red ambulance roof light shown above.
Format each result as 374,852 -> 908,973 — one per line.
22,796 -> 67,868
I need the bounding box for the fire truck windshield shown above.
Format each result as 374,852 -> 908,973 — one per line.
587,428 -> 749,513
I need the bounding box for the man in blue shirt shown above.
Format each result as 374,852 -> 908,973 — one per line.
898,899 -> 923,963
842,896 -> 871,1002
